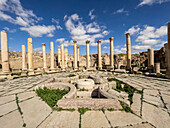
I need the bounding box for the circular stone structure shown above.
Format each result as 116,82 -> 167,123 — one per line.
77,79 -> 95,90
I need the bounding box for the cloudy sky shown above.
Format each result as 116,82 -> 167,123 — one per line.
0,0 -> 170,55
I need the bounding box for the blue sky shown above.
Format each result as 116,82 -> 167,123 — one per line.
0,0 -> 170,55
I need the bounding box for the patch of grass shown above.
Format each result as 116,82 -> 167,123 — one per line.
67,74 -> 76,77
23,123 -> 26,127
78,108 -> 90,115
36,87 -> 69,108
119,101 -> 133,113
107,108 -> 115,111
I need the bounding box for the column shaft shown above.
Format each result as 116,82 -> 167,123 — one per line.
167,22 -> 170,76
61,44 -> 65,69
77,46 -> 79,67
126,33 -> 131,70
50,41 -> 54,69
42,43 -> 47,69
86,40 -> 90,69
148,48 -> 154,72
73,40 -> 77,69
110,37 -> 114,68
27,38 -> 33,70
97,40 -> 102,69
65,48 -> 68,68
22,45 -> 27,70
0,31 -> 10,73
58,48 -> 61,67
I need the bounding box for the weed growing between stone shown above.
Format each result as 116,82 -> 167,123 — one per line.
78,108 -> 90,115
67,74 -> 76,77
53,107 -> 75,111
119,101 -> 133,113
36,87 -> 69,108
109,78 -> 143,105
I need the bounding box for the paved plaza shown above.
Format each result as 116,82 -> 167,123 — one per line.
0,72 -> 170,128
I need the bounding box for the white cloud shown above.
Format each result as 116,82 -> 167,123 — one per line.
126,24 -> 167,52
126,25 -> 140,35
0,0 -> 43,26
34,47 -> 42,53
137,0 -> 170,7
89,9 -> 95,20
20,25 -> 56,37
3,27 -> 16,33
103,46 -> 108,49
52,18 -> 63,30
64,13 -> 109,46
113,8 -> 129,15
115,48 -> 126,54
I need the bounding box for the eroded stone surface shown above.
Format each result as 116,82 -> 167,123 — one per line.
81,111 -> 110,128
0,101 -> 17,116
0,95 -> 15,105
39,111 -> 79,128
118,123 -> 154,128
131,93 -> 141,116
105,111 -> 143,127
0,110 -> 23,128
18,91 -> 36,102
20,97 -> 52,128
142,102 -> 170,128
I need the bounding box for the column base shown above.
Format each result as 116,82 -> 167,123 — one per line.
97,67 -> 102,70
0,72 -> 11,78
28,70 -> 35,76
43,68 -> 49,72
21,70 -> 27,77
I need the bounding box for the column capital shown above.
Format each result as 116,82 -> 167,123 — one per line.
42,43 -> 46,46
0,31 -> 7,34
73,40 -> 77,43
86,40 -> 90,44
168,22 -> 170,26
77,46 -> 79,48
126,33 -> 130,37
27,37 -> 32,43
109,37 -> 114,41
97,40 -> 101,43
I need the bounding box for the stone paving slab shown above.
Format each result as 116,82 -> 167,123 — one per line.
105,111 -> 144,127
0,95 -> 15,105
131,93 -> 141,116
18,91 -> 36,102
39,111 -> 79,128
0,101 -> 17,116
19,97 -> 52,128
142,102 -> 170,128
81,111 -> 110,128
3,88 -> 25,96
0,110 -> 23,128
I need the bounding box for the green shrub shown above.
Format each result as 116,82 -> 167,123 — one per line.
119,101 -> 133,113
67,74 -> 76,77
36,87 -> 69,108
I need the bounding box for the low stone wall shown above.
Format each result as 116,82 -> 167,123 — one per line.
35,81 -> 77,99
57,98 -> 122,110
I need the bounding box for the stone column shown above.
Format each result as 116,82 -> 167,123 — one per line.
64,48 -> 68,68
166,22 -> 170,78
164,43 -> 168,68
61,44 -> 65,69
22,45 -> 27,70
110,37 -> 114,69
50,41 -> 55,70
57,48 -> 61,67
42,43 -> 47,70
155,63 -> 160,74
77,46 -> 80,67
126,33 -> 131,70
86,40 -> 90,69
73,40 -> 78,69
27,37 -> 34,75
0,31 -> 11,76
97,40 -> 102,70
148,48 -> 154,72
